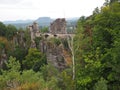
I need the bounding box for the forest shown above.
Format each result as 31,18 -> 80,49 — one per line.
0,0 -> 120,90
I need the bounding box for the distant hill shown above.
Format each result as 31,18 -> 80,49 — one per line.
3,17 -> 79,29
3,17 -> 53,28
3,20 -> 33,24
35,17 -> 53,26
66,17 -> 79,21
36,17 -> 53,23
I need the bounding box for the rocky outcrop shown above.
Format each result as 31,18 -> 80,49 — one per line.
0,49 -> 7,68
50,18 -> 66,34
28,22 -> 40,42
27,20 -> 72,71
38,38 -> 72,71
46,43 -> 67,71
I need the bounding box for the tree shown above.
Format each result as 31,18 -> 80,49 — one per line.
93,7 -> 100,15
6,24 -> 17,40
59,69 -> 75,90
0,56 -> 20,89
6,56 -> 20,72
0,37 -> 9,62
75,1 -> 120,90
94,78 -> 107,90
23,48 -> 47,71
24,28 -> 31,49
50,38 -> 61,46
0,22 -> 7,37
34,37 -> 42,49
40,26 -> 48,33
41,64 -> 61,90
7,45 -> 27,70
110,0 -> 119,4
67,35 -> 75,80
0,56 -> 45,90
65,19 -> 76,80
0,37 -> 9,51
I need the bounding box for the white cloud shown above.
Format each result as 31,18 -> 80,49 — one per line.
0,0 -> 105,21
0,0 -> 23,5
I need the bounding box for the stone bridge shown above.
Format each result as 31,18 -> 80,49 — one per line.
42,33 -> 75,39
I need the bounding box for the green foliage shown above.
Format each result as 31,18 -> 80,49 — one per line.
46,77 -> 61,90
93,7 -> 100,15
6,24 -> 17,40
23,48 -> 47,71
20,70 -> 42,83
39,64 -> 62,90
0,56 -> 20,89
61,38 -> 69,49
8,46 -> 27,64
24,28 -> 31,48
6,56 -> 20,71
60,70 -> 75,90
75,1 -> 120,90
40,26 -> 48,33
110,0 -> 119,4
41,64 -> 59,81
0,22 -> 7,36
0,37 -> 9,50
0,56 -> 61,90
0,57 -> 40,89
94,78 -> 107,90
1,1 -> 120,90
50,38 -> 61,46
34,37 -> 42,49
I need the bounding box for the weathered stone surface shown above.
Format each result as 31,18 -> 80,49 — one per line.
50,18 -> 66,34
37,37 -> 73,71
28,22 -> 40,42
46,43 -> 67,71
27,20 -> 72,71
0,49 -> 7,68
30,41 -> 36,48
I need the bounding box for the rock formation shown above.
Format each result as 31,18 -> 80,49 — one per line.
28,22 -> 40,42
28,20 -> 72,70
49,18 -> 66,34
28,22 -> 41,48
0,49 -> 7,68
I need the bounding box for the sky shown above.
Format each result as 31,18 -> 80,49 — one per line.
0,0 -> 105,21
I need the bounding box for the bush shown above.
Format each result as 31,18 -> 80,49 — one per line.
94,77 -> 108,90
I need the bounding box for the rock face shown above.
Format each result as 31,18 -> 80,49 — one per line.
46,42 -> 67,71
28,22 -> 40,42
0,49 -> 7,68
28,22 -> 41,48
38,38 -> 71,71
28,20 -> 71,70
50,18 -> 66,34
